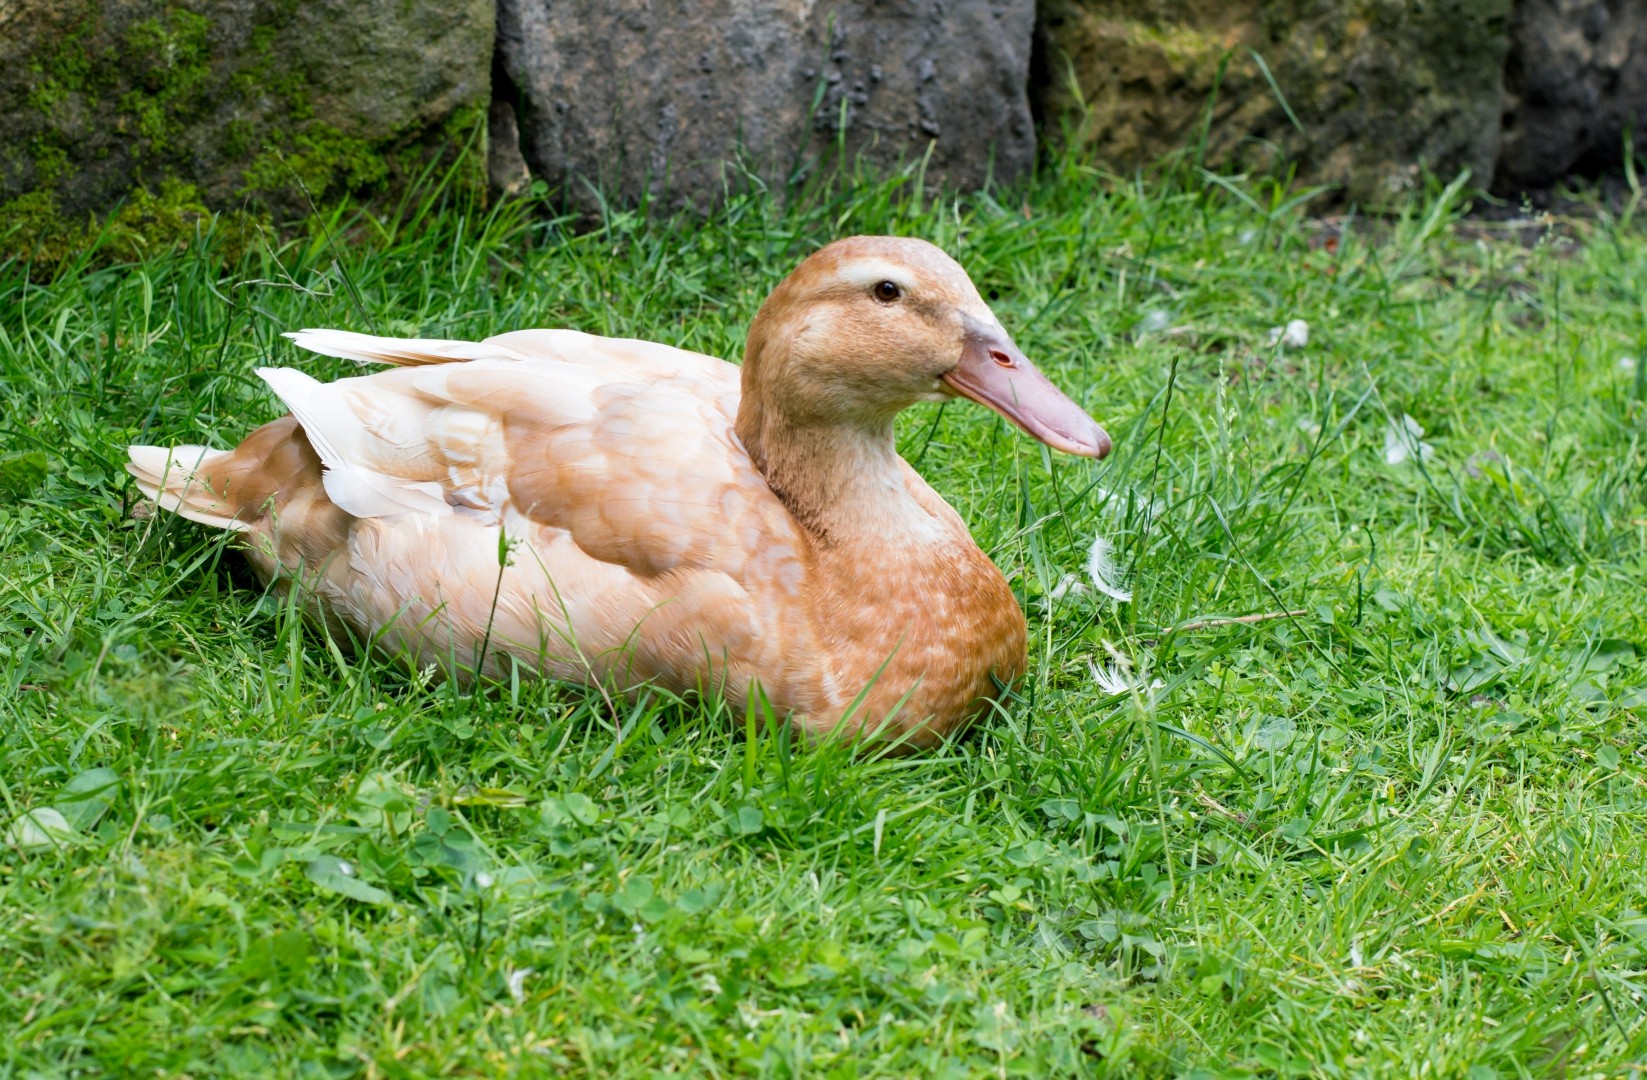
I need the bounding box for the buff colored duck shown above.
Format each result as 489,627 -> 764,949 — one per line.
126,237 -> 1110,748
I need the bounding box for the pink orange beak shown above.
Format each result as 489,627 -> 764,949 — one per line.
941,315 -> 1111,458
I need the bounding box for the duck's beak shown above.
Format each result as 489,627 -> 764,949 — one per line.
941,315 -> 1111,458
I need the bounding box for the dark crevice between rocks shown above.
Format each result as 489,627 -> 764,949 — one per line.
487,44 -> 531,202
1026,8 -> 1058,143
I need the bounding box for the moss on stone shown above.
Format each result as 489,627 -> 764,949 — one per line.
241,124 -> 393,200
3,0 -> 494,251
29,18 -> 102,107
0,191 -> 83,268
1034,0 -> 1513,204
119,9 -> 214,160
0,181 -> 265,276
101,180 -> 259,261
1124,19 -> 1234,65
31,141 -> 69,187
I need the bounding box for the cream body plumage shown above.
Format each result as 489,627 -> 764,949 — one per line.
127,237 -> 1110,748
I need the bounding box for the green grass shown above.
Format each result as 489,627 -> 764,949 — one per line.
2,157 -> 1646,1077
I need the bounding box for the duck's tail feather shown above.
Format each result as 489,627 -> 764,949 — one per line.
125,444 -> 248,532
284,329 -> 524,368
255,366 -> 453,519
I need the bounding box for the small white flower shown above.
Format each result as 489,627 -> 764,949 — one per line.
1267,319 -> 1309,349
1621,356 -> 1638,372
475,871 -> 494,889
1085,534 -> 1132,603
1383,414 -> 1435,466
1237,228 -> 1259,245
1349,940 -> 1364,968
506,967 -> 533,1004
1296,416 -> 1322,438
1137,310 -> 1174,336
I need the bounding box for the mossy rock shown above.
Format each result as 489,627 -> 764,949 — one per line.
1033,0 -> 1513,204
0,0 -> 492,264
0,180 -> 270,279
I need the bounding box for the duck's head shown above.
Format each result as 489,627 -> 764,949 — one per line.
741,236 -> 1110,458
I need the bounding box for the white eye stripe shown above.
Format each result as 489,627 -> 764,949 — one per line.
837,259 -> 911,293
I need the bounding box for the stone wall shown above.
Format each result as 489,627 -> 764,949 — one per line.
1,0 -> 1642,256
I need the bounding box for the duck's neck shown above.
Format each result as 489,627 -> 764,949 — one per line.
738,394 -> 1026,745
738,405 -> 939,546
737,388 -> 1026,743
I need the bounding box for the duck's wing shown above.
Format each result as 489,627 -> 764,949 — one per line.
287,326 -> 736,383
276,329 -> 786,570
265,330 -> 817,703
284,328 -> 534,367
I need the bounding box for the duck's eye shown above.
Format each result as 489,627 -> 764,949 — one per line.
872,280 -> 902,303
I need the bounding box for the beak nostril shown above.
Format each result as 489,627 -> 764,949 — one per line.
990,350 -> 1015,368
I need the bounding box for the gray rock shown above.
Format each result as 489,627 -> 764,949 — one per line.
1496,0 -> 1647,190
0,0 -> 492,222
494,0 -> 1036,215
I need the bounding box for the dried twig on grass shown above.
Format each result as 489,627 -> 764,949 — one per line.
1195,790 -> 1254,830
1162,609 -> 1309,635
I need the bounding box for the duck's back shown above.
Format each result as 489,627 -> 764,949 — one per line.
129,329 -> 826,713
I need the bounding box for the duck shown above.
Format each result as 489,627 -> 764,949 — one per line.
126,236 -> 1110,749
